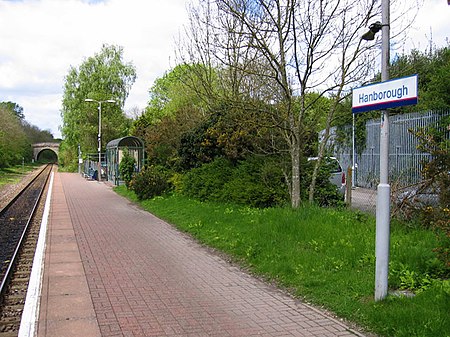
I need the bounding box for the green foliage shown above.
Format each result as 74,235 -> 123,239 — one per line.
221,156 -> 288,208
21,121 -> 54,144
295,93 -> 333,157
390,47 -> 450,111
180,156 -> 288,207
407,114 -> 450,271
334,98 -> 378,155
60,44 -> 136,169
0,101 -> 24,121
119,148 -> 136,188
182,157 -> 233,201
181,155 -> 346,208
413,115 -> 450,208
177,101 -> 273,171
130,165 -> 171,200
57,141 -> 78,172
131,65 -> 210,170
0,106 -> 29,167
178,114 -> 226,170
167,172 -> 184,193
0,100 -> 56,167
145,64 -> 207,123
134,106 -> 205,170
0,163 -> 40,187
204,101 -> 274,161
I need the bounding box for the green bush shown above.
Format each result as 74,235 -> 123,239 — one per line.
119,149 -> 136,188
182,157 -> 233,201
130,165 -> 171,200
182,156 -> 288,207
182,155 -> 347,208
168,172 -> 184,194
222,156 -> 288,208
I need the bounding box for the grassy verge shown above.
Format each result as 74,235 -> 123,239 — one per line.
0,163 -> 41,187
115,186 -> 449,337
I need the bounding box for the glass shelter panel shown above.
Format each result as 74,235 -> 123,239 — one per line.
105,136 -> 144,186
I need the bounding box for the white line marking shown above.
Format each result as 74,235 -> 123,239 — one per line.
18,171 -> 54,337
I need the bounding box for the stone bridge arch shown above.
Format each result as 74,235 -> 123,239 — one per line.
32,142 -> 60,162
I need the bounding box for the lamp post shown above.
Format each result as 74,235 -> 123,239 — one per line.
85,98 -> 116,181
362,0 -> 390,301
375,0 -> 391,302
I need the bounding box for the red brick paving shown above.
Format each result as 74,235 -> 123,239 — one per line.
37,172 -> 367,337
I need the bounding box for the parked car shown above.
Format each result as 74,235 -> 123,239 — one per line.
307,156 -> 346,198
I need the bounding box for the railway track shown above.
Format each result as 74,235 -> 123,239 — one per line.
0,164 -> 53,336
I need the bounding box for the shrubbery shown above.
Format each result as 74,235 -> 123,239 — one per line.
119,149 -> 136,188
181,156 -> 288,207
221,156 -> 288,208
130,165 -> 171,200
182,157 -> 234,201
180,155 -> 345,208
130,154 -> 344,209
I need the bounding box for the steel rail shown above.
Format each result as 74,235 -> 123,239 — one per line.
0,164 -> 52,301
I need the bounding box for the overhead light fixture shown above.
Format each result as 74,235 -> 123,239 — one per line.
361,21 -> 383,41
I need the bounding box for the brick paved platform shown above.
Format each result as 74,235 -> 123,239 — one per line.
36,172 -> 367,337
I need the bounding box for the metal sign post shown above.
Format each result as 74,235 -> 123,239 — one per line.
375,0 -> 391,300
354,0 -> 417,301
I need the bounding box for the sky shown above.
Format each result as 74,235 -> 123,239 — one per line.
0,0 -> 449,140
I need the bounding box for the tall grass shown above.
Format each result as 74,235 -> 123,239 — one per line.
115,187 -> 450,337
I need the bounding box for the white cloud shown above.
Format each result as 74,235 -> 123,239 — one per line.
407,0 -> 449,52
0,0 -> 448,139
0,0 -> 188,138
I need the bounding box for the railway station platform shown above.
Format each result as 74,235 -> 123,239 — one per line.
32,172 -> 367,337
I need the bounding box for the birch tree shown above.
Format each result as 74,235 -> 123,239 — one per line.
178,0 -> 420,207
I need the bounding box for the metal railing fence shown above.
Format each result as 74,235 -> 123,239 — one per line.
326,109 -> 449,213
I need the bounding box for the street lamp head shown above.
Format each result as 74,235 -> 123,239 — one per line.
85,98 -> 116,104
361,21 -> 383,41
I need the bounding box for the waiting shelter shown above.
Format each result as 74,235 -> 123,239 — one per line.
106,136 -> 145,186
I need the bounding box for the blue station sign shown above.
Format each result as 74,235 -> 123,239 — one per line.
352,74 -> 418,114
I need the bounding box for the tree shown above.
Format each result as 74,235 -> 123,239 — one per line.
178,0 -> 385,207
132,65 -> 209,169
389,46 -> 450,111
306,1 -> 382,202
0,106 -> 28,167
146,64 -> 208,122
0,101 -> 25,121
0,101 -> 55,166
21,121 -> 54,144
60,44 -> 136,170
